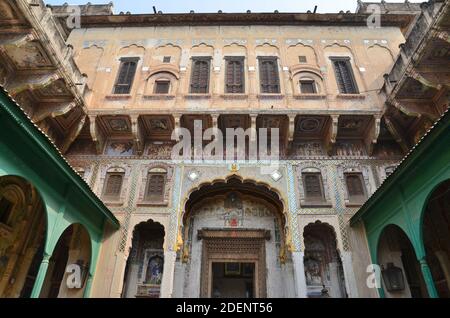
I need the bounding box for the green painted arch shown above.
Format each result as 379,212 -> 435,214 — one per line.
371,222 -> 417,266
44,215 -> 96,252
47,222 -> 92,263
0,172 -> 102,275
415,178 -> 450,259
372,223 -> 420,298
44,218 -> 103,283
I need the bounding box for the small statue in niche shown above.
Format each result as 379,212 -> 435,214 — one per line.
304,257 -> 323,286
145,255 -> 164,285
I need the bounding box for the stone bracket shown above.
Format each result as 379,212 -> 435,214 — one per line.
384,115 -> 410,153
5,72 -> 60,96
325,115 -> 339,156
407,68 -> 442,90
390,98 -> 439,121
60,114 -> 87,154
89,115 -> 106,155
32,101 -> 77,122
250,113 -> 257,142
364,115 -> 381,156
131,115 -> 145,155
0,33 -> 35,47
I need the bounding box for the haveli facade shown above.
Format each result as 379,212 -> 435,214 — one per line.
0,0 -> 448,298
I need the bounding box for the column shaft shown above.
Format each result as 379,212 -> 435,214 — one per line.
419,258 -> 439,298
30,253 -> 51,298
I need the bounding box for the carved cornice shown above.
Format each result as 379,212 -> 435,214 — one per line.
79,12 -> 415,29
197,228 -> 271,241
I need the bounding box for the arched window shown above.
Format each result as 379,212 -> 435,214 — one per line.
299,78 -> 317,94
292,69 -> 324,96
154,80 -> 170,94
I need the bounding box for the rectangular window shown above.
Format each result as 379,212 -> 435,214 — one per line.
154,80 -> 170,94
300,80 -> 317,94
225,57 -> 245,93
298,56 -> 307,63
345,173 -> 366,203
331,57 -> 359,94
145,173 -> 166,201
113,58 -> 139,94
163,56 -> 171,63
258,57 -> 280,94
190,57 -> 211,94
302,173 -> 325,202
0,197 -> 13,225
103,173 -> 124,199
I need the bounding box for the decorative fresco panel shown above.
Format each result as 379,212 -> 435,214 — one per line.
105,141 -> 134,156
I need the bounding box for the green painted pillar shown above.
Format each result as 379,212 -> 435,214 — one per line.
30,253 -> 51,298
419,257 -> 439,298
83,274 -> 93,298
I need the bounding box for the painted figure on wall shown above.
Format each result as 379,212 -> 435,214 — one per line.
145,256 -> 163,285
105,141 -> 133,156
304,257 -> 323,286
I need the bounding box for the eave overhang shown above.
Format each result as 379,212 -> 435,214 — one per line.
0,86 -> 120,229
79,12 -> 415,30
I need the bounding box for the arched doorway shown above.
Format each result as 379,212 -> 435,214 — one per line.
177,176 -> 292,298
422,179 -> 450,298
122,219 -> 165,298
377,225 -> 428,298
0,175 -> 46,298
39,224 -> 91,298
303,221 -> 347,298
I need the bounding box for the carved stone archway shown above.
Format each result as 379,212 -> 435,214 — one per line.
179,175 -> 290,298
181,176 -> 289,261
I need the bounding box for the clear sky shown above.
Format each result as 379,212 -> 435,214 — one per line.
44,0 -> 409,14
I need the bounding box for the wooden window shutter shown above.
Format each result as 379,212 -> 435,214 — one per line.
154,81 -> 170,94
225,58 -> 244,93
114,58 -> 138,94
190,58 -> 210,93
331,58 -> 358,94
259,57 -> 280,93
345,173 -> 366,201
145,173 -> 166,201
300,80 -> 317,94
103,173 -> 124,198
303,173 -> 324,201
